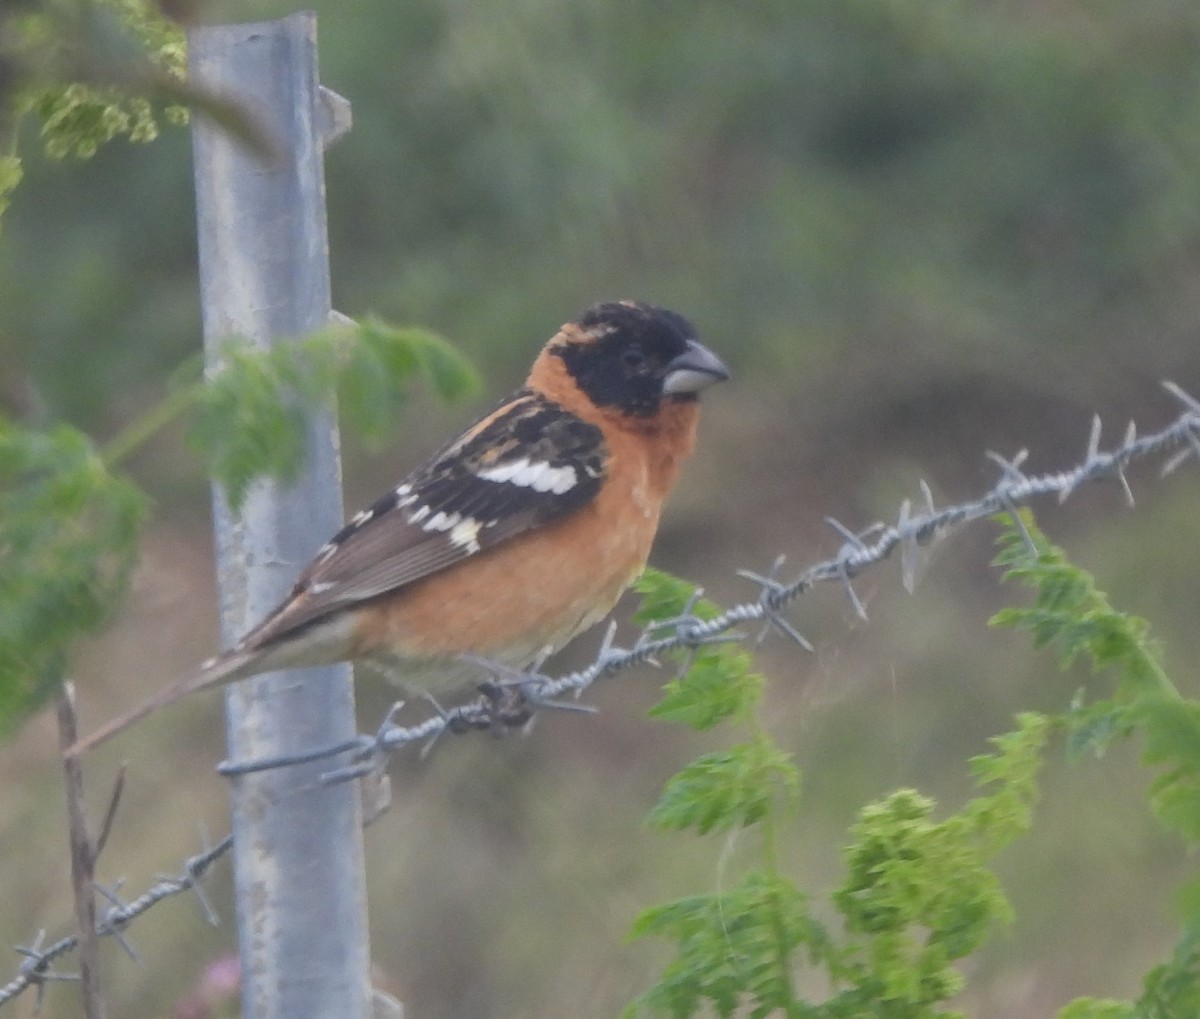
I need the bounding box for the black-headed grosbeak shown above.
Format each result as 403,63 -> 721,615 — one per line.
70,300 -> 729,754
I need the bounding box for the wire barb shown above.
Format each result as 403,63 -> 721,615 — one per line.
589,622 -> 633,684
738,556 -> 814,650
824,516 -> 885,554
1159,383 -> 1200,476
986,447 -> 1030,482
639,586 -> 709,645
1163,380 -> 1200,414
897,498 -> 929,594
1,832 -> 234,1009
182,827 -> 221,926
95,882 -> 142,965
12,931 -> 81,1012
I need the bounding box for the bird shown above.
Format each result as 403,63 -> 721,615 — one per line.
68,300 -> 729,755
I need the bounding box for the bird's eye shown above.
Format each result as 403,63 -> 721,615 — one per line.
620,345 -> 647,372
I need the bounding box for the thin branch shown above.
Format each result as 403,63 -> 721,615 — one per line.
92,765 -> 127,864
57,683 -> 105,1019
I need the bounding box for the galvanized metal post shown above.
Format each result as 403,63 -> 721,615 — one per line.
189,14 -> 370,1019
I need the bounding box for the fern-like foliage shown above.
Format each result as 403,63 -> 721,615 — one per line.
191,318 -> 477,510
830,716 -> 1047,1016
0,0 -> 187,232
990,512 -> 1200,1018
625,572 -> 1045,1019
633,569 -> 765,731
629,873 -> 832,1019
628,513 -> 1200,1017
648,739 -> 799,836
0,419 -> 145,733
0,155 -> 22,225
15,0 -> 186,153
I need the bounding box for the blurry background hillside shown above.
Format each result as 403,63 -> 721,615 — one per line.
2,1 -> 1200,1017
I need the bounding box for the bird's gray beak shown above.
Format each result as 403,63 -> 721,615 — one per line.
662,339 -> 731,395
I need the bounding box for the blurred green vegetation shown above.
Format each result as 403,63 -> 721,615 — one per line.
2,1 -> 1200,1017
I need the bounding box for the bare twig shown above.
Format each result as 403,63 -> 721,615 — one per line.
92,765 -> 127,864
57,683 -> 105,1019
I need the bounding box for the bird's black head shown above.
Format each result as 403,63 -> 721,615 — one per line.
552,301 -> 730,417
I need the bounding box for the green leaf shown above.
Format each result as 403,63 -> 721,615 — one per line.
634,569 -> 763,731
830,728 -> 1046,1012
991,513 -> 1200,848
648,649 -> 763,731
990,513 -> 1172,697
1136,921 -> 1200,1019
16,0 -> 188,161
633,567 -> 719,628
628,872 -> 828,1019
189,320 -> 477,511
837,789 -> 1013,956
0,419 -> 145,731
189,341 -> 313,510
1056,999 -> 1133,1019
964,712 -> 1049,853
0,155 -> 22,232
1063,696 -> 1133,761
339,317 -> 479,445
649,738 -> 799,835
1139,700 -> 1200,845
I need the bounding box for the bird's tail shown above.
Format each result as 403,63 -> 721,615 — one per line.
65,649 -> 262,758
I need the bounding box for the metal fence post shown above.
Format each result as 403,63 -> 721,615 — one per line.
189,14 -> 370,1019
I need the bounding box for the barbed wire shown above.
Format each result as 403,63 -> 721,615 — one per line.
215,381 -> 1200,784
0,833 -> 232,1010
7,383 -> 1198,1010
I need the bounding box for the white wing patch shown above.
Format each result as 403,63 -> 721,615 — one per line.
449,517 -> 483,553
424,510 -> 461,532
405,499 -> 481,550
476,457 -> 578,495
